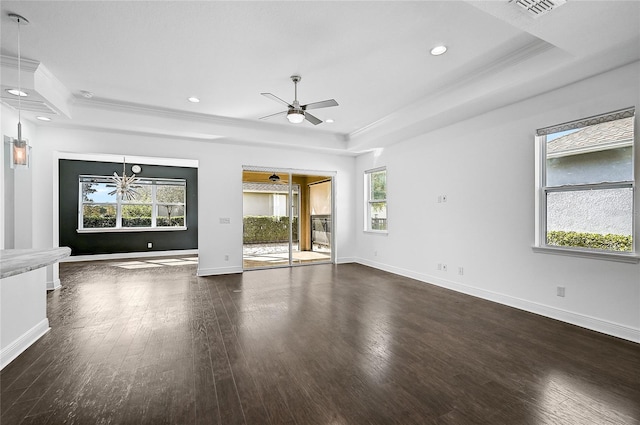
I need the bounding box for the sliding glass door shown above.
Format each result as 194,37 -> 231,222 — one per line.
242,168 -> 332,270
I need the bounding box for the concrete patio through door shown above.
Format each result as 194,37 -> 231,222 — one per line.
242,242 -> 330,269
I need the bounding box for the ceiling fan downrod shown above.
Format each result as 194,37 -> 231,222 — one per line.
291,75 -> 301,107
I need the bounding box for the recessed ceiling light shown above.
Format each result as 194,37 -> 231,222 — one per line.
325,119 -> 334,123
430,45 -> 448,56
36,116 -> 51,121
188,96 -> 200,103
6,88 -> 27,97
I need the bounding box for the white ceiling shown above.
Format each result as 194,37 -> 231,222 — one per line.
1,1 -> 639,154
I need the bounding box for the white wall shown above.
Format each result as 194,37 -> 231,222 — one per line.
20,125 -> 356,276
355,62 -> 640,342
1,267 -> 49,369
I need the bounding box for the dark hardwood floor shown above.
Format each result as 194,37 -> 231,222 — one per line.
1,261 -> 639,424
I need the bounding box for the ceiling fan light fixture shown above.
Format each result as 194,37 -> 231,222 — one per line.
260,75 -> 337,126
287,109 -> 305,124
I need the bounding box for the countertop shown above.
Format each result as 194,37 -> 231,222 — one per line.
1,247 -> 71,279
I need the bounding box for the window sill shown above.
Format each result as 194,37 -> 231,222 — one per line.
77,227 -> 187,234
532,246 -> 639,264
364,230 -> 388,235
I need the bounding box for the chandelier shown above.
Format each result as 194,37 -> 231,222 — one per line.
108,158 -> 140,200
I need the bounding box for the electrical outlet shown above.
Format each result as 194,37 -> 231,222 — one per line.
557,286 -> 565,297
374,251 -> 378,256
224,255 -> 229,261
147,242 -> 152,248
458,266 -> 464,275
442,194 -> 447,203
442,264 -> 447,272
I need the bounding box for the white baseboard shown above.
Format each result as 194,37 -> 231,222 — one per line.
197,266 -> 243,276
1,319 -> 50,370
336,257 -> 357,264
61,249 -> 198,263
355,258 -> 640,344
47,278 -> 61,291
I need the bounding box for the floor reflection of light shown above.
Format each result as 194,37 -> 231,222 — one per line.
359,305 -> 393,384
74,275 -> 187,352
539,371 -> 637,424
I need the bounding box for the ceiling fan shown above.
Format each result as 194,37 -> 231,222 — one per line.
260,75 -> 338,125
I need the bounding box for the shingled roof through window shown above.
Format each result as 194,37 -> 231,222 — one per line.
547,117 -> 634,157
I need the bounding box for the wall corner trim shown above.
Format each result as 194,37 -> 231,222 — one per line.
46,278 -> 61,291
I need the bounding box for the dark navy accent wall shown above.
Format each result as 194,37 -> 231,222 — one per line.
59,159 -> 198,256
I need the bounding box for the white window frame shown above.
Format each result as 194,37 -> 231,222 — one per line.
364,167 -> 388,233
77,175 -> 187,233
533,107 -> 639,263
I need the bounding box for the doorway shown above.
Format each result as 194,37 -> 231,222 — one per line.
242,168 -> 333,269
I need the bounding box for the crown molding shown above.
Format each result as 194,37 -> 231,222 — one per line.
53,97 -> 357,155
73,95 -> 349,142
0,55 -> 40,72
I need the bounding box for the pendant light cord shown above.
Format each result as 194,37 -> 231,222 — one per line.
17,15 -> 22,141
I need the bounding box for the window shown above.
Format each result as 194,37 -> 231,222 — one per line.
365,168 -> 387,232
535,108 -> 636,259
79,175 -> 186,232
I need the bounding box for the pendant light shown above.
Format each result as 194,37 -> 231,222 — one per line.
7,13 -> 31,169
108,157 -> 140,201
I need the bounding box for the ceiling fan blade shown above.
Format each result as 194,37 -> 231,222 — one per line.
261,93 -> 292,108
304,111 -> 322,125
302,99 -> 338,111
259,110 -> 288,120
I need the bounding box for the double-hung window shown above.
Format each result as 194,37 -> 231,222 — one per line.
79,175 -> 186,232
535,108 -> 637,260
365,167 -> 387,232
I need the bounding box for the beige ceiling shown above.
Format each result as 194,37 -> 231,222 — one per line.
1,1 -> 639,154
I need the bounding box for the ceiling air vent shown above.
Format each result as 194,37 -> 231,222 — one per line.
512,0 -> 566,18
0,96 -> 60,115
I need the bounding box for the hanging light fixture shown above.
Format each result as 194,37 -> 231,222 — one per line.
108,157 -> 140,200
286,109 -> 305,124
268,173 -> 281,182
7,13 -> 31,169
